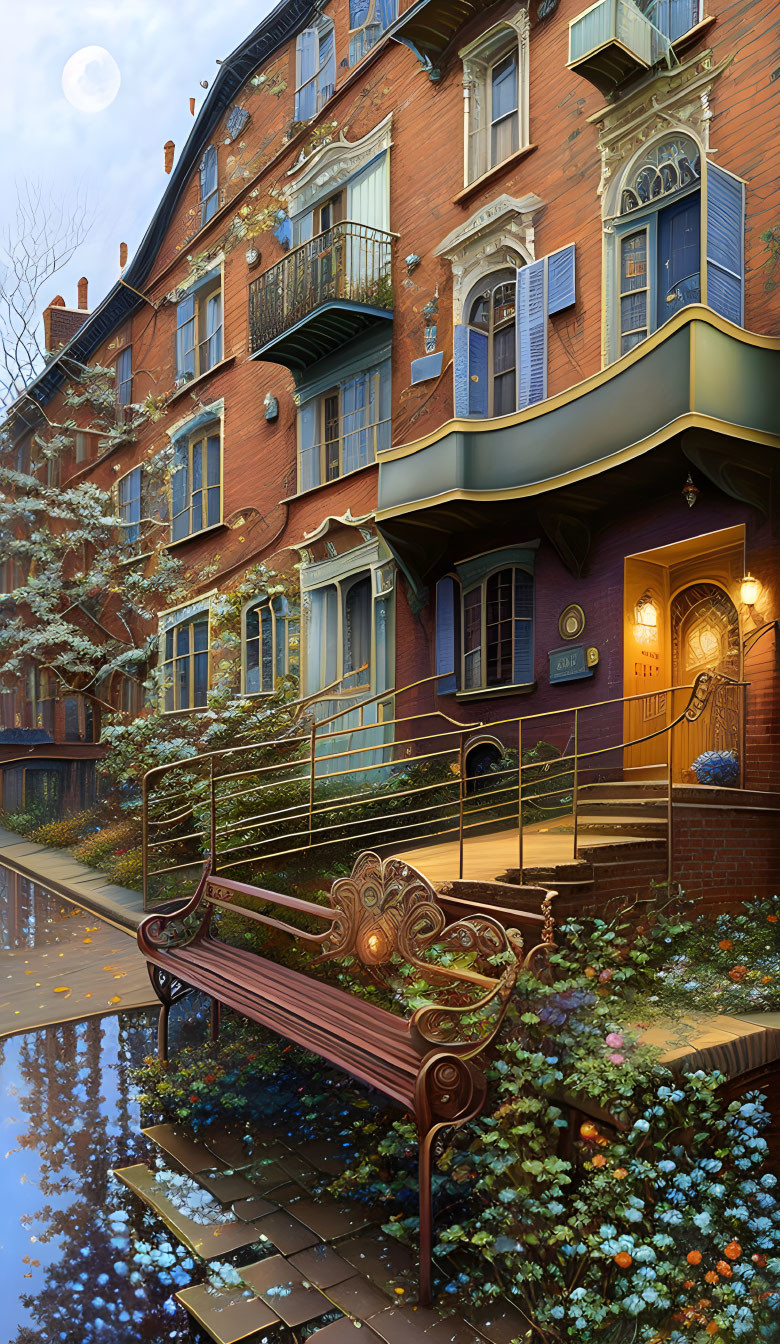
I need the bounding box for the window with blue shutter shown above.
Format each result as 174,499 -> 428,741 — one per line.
435,577 -> 457,694
512,570 -> 534,684
200,146 -> 218,225
705,162 -> 745,326
116,346 -> 133,405
295,29 -> 318,120
452,561 -> 535,692
176,295 -> 196,378
516,259 -> 547,409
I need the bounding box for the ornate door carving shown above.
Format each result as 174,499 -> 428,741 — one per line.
671,583 -> 740,777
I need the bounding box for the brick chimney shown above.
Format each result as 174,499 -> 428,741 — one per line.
42,285 -> 91,354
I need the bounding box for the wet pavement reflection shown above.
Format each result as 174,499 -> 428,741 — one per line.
0,865 -> 155,1035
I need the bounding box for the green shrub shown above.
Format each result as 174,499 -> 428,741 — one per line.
72,818 -> 141,869
31,807 -> 102,849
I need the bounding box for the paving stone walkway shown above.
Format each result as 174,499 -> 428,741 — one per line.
115,1119 -> 529,1344
0,823 -> 145,929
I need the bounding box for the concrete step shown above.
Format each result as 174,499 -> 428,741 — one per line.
577,799 -> 668,819
578,782 -> 667,802
576,815 -> 667,836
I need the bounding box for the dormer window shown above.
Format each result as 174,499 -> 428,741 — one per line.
461,13 -> 530,187
199,146 -> 218,226
294,17 -> 336,121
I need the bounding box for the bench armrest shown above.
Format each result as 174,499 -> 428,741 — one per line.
138,861 -> 213,953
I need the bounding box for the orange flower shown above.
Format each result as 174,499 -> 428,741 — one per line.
591,1154 -> 607,1168
723,1241 -> 741,1261
706,1323 -> 719,1336
686,1251 -> 702,1266
715,1261 -> 732,1278
683,1280 -> 695,1290
584,966 -> 597,977
762,975 -> 772,984
767,914 -> 778,923
718,939 -> 733,950
704,1270 -> 719,1284
580,1122 -> 600,1141
752,1253 -> 767,1267
614,1251 -> 632,1268
728,965 -> 748,982
613,1167 -> 628,1180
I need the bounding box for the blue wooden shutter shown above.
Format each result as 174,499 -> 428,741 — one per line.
299,400 -> 319,491
547,244 -> 576,314
176,294 -> 195,377
512,570 -> 534,684
296,29 -> 318,120
377,0 -> 397,28
516,259 -> 547,409
706,162 -> 745,325
435,577 -> 457,694
453,324 -> 489,417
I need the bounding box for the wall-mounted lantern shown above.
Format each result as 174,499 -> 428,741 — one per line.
634,592 -> 658,643
740,573 -> 761,607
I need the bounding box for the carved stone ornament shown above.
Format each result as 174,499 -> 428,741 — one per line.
593,49 -> 733,210
435,193 -> 544,323
286,113 -> 393,219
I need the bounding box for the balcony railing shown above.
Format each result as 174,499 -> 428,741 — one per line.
568,0 -> 674,94
249,221 -> 393,367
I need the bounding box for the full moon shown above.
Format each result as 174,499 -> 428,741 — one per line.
62,46 -> 121,113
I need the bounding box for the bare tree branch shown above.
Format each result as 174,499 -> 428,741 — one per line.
0,179 -> 94,410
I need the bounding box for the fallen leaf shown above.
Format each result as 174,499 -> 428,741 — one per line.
108,996 -> 121,1005
82,938 -> 92,944
53,987 -> 71,995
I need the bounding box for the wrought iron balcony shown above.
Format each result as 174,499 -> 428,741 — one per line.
568,0 -> 674,96
249,221 -> 394,373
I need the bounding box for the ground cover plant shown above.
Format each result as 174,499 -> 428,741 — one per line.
132,894 -> 780,1342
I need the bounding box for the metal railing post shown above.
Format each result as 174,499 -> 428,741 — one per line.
738,681 -> 746,789
517,717 -> 524,883
142,774 -> 149,908
308,722 -> 317,850
458,732 -> 466,880
572,708 -> 580,861
667,700 -> 674,890
209,756 -> 217,874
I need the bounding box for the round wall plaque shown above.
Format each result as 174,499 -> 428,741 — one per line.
558,604 -> 585,640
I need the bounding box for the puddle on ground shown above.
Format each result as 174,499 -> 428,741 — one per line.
0,866 -> 155,1035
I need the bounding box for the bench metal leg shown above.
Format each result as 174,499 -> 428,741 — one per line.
210,998 -> 221,1043
158,1003 -> 170,1063
418,1122 -> 449,1307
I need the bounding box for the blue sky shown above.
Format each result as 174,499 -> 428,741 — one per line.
2,1 -> 276,325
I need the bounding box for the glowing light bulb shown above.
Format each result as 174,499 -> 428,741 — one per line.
740,574 -> 760,606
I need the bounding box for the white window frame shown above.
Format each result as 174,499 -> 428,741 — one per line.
460,12 -> 530,188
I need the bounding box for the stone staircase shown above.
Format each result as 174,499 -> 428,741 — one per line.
500,780 -> 671,913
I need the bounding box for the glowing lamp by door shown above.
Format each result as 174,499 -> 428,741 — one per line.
740,574 -> 761,607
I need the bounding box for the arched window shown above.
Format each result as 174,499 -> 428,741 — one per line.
466,271 -> 517,417
243,596 -> 298,695
615,134 -> 702,354
199,146 -> 218,226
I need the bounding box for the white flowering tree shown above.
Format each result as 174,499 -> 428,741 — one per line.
0,361 -> 186,720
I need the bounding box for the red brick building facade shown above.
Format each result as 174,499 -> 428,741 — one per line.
2,0 -> 778,889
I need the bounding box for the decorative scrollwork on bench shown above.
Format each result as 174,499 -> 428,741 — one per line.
147,964 -> 196,1007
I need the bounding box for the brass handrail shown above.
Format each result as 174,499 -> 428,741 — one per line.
142,669 -> 747,905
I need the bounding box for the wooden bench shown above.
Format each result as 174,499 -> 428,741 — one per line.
137,850 -> 556,1304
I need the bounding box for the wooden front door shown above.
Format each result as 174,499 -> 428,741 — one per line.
670,583 -> 741,778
